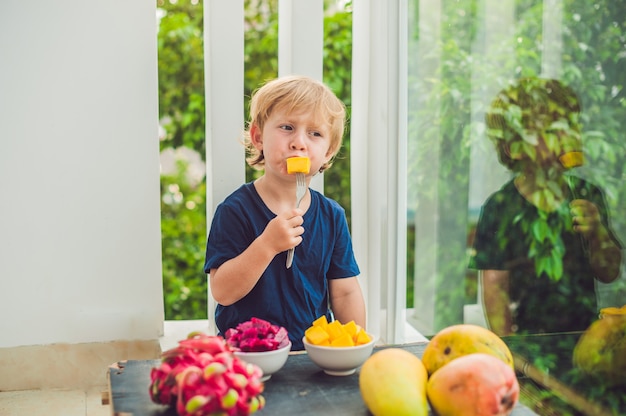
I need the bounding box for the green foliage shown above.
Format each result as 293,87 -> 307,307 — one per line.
160,160 -> 208,319
158,1 -> 207,320
322,8 -> 353,223
157,2 -> 205,154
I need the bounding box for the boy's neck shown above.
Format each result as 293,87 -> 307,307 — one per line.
254,175 -> 310,214
514,170 -> 569,212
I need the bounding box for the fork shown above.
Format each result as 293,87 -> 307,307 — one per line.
286,172 -> 306,268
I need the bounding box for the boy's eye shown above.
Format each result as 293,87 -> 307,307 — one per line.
280,125 -> 293,131
310,131 -> 322,137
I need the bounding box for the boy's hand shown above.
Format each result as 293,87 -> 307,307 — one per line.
262,208 -> 305,253
570,199 -> 601,237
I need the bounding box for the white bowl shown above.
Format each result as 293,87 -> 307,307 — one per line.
302,336 -> 376,376
233,341 -> 292,381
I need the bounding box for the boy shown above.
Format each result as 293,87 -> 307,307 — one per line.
469,78 -> 622,335
204,75 -> 366,350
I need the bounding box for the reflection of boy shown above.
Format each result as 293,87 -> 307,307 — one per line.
469,78 -> 622,335
204,76 -> 366,350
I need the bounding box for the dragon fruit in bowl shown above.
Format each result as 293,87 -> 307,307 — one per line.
149,332 -> 266,416
225,317 -> 291,381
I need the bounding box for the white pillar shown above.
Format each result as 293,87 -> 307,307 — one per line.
351,0 -> 408,344
541,0 -> 563,78
278,0 -> 325,192
204,0 -> 245,334
278,0 -> 323,80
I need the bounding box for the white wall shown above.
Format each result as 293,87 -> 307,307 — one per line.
0,0 -> 164,348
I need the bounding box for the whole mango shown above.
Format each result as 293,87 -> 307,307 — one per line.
573,307 -> 626,386
421,324 -> 514,376
359,348 -> 428,416
427,353 -> 519,416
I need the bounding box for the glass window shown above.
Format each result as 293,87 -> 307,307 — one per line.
406,0 -> 626,413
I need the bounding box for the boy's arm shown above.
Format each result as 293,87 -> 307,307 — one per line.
480,269 -> 513,336
586,224 -> 622,283
570,199 -> 622,283
210,208 -> 304,305
328,277 -> 366,329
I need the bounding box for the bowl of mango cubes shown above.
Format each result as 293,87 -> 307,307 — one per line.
302,316 -> 376,376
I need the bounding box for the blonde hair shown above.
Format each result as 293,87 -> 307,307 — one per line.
243,75 -> 346,172
486,77 -> 581,171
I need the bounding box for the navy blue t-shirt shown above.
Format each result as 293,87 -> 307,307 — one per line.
204,182 -> 360,350
469,176 -> 622,333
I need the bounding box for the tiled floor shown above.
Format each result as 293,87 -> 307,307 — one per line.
0,387 -> 110,416
0,320 -> 212,416
0,320 -> 427,415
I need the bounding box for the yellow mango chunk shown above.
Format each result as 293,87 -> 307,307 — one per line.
312,315 -> 329,328
600,305 -> 626,317
559,151 -> 584,168
331,332 -> 355,347
305,315 -> 373,347
305,325 -> 330,345
343,320 -> 359,337
286,156 -> 310,174
355,329 -> 372,345
326,320 -> 346,340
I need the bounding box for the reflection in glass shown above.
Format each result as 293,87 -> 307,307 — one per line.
468,77 -> 623,336
406,0 -> 626,413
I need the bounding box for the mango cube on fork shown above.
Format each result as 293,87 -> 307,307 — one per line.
286,156 -> 311,174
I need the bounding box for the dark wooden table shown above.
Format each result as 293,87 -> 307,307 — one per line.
108,342 -> 537,415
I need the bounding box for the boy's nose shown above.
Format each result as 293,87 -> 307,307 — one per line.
290,131 -> 307,149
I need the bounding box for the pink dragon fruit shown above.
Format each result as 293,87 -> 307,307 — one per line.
224,317 -> 290,352
149,332 -> 265,416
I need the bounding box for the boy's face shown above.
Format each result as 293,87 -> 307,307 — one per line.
251,106 -> 333,178
534,125 -> 582,171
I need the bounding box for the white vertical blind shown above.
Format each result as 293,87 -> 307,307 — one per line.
409,0 -> 441,335
278,0 -> 323,79
204,0 -> 245,334
278,0 -> 325,192
351,0 -> 408,343
541,0 -> 563,78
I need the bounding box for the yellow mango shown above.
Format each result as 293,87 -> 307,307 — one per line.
599,305 -> 626,317
421,324 -> 514,376
427,353 -> 519,416
573,310 -> 626,386
305,325 -> 330,345
343,320 -> 359,337
330,332 -> 355,347
286,156 -> 310,174
312,315 -> 329,328
326,320 -> 346,341
306,316 -> 373,348
559,151 -> 584,169
355,329 -> 372,345
359,348 -> 428,416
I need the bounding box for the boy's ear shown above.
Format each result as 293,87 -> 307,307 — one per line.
325,144 -> 337,160
503,142 -> 522,159
249,123 -> 263,148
